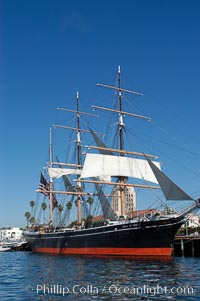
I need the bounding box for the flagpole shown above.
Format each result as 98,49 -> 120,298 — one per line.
49,127 -> 53,225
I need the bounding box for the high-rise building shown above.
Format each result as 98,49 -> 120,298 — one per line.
112,186 -> 136,216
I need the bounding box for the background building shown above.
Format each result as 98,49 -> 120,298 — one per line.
0,227 -> 23,240
180,214 -> 200,235
112,186 -> 136,216
186,214 -> 200,228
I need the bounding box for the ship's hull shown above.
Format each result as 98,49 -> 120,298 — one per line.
25,217 -> 184,256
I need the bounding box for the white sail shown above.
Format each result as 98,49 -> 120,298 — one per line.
48,168 -> 81,179
81,153 -> 161,184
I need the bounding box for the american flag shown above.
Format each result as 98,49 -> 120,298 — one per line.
38,173 -> 50,196
38,173 -> 58,209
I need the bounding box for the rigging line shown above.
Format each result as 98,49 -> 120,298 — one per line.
128,126 -> 200,157
96,182 -> 111,218
137,180 -> 167,209
113,129 -> 118,150
123,94 -> 150,120
140,186 -> 166,209
156,145 -> 200,180
191,190 -> 200,196
174,113 -> 200,145
90,197 -> 98,218
150,120 -> 200,156
143,197 -> 168,212
92,196 -> 100,218
119,71 -> 144,95
144,89 -> 200,145
92,97 -> 119,148
126,127 -> 200,179
103,122 -> 118,149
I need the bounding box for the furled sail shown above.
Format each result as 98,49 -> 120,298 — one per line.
89,128 -> 112,181
81,153 -> 161,184
55,156 -> 89,216
93,177 -> 116,220
146,156 -> 193,200
48,168 -> 81,179
56,156 -> 75,192
89,127 -> 114,155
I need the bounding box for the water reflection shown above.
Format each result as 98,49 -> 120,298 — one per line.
0,252 -> 199,300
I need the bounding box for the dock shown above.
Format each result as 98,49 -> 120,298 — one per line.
174,235 -> 200,257
0,240 -> 31,252
11,241 -> 31,251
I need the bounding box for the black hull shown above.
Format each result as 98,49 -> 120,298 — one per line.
24,217 -> 184,256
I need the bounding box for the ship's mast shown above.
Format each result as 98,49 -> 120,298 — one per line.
117,66 -> 126,216
118,66 -> 124,151
95,66 -> 144,217
49,127 -> 53,224
76,91 -> 82,229
37,95 -> 103,227
48,94 -> 99,228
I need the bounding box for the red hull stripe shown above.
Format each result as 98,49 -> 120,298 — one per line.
32,247 -> 172,256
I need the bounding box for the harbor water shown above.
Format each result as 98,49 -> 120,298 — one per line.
0,252 -> 200,300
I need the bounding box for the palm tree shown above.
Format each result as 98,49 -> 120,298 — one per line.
25,211 -> 31,226
66,201 -> 72,210
87,197 -> 94,215
41,202 -> 47,223
58,204 -> 64,212
29,216 -> 35,225
66,201 -> 73,225
57,204 -> 64,225
30,200 -> 35,215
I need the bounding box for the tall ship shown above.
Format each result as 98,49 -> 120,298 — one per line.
24,67 -> 200,256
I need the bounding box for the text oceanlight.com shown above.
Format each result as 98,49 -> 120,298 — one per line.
25,283 -> 194,297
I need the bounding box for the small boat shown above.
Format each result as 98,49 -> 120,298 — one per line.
0,245 -> 11,252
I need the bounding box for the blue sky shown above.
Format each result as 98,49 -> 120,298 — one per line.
1,0 -> 200,227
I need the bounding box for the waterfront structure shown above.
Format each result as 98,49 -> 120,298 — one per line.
181,214 -> 200,234
186,214 -> 200,228
0,227 -> 23,240
174,235 -> 200,257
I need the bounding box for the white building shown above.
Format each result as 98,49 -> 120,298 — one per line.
181,214 -> 200,233
0,227 -> 23,240
112,186 -> 136,216
186,214 -> 200,228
